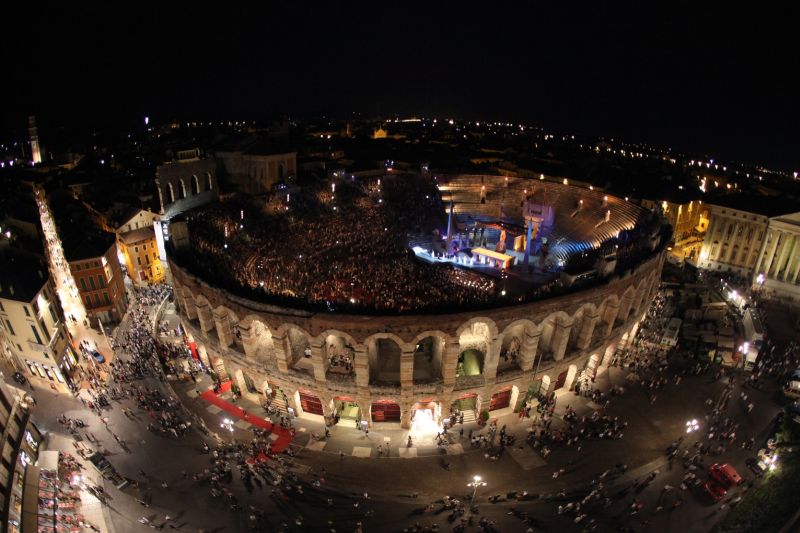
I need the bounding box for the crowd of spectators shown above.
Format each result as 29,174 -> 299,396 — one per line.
178,176 -> 497,313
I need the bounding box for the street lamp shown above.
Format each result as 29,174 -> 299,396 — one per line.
467,475 -> 487,511
686,419 -> 699,434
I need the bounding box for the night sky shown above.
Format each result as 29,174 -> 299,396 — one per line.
6,3 -> 799,170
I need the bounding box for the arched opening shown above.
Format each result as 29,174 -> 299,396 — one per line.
324,333 -> 355,381
457,321 -> 491,377
206,172 -> 213,192
234,368 -> 258,395
371,399 -> 401,423
286,327 -> 313,376
412,335 -> 444,382
250,319 -> 274,359
499,322 -> 529,373
296,389 -> 324,417
451,393 -> 479,421
411,398 -> 441,431
368,337 -> 401,385
539,313 -> 568,360
179,179 -> 187,199
330,396 -> 361,424
191,175 -> 200,195
489,385 -> 516,412
166,183 -> 175,204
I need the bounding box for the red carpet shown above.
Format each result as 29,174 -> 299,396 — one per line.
199,381 -> 293,456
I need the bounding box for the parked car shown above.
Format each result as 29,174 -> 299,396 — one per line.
90,350 -> 105,364
12,371 -> 27,385
709,463 -> 743,488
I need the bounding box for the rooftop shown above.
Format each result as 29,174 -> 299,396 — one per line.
0,247 -> 49,302
120,226 -> 156,244
706,193 -> 800,218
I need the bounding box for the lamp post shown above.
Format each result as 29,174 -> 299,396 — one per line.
467,475 -> 487,512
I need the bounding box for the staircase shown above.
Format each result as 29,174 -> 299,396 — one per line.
270,394 -> 290,416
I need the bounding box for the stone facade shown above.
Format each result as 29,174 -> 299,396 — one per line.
170,251 -> 665,428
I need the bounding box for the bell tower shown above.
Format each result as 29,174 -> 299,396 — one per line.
28,115 -> 42,164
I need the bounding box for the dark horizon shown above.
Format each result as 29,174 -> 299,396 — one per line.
5,3 -> 799,171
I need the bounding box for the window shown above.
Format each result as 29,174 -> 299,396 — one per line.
93,294 -> 100,307
30,325 -> 42,345
137,257 -> 141,265
95,261 -> 100,267
89,277 -> 96,290
23,306 -> 30,317
4,319 -> 14,336
48,305 -> 57,323
103,292 -> 110,305
85,296 -> 91,307
97,275 -> 105,288
79,277 -> 87,291
0,300 -> 4,312
75,264 -> 81,271
39,319 -> 50,342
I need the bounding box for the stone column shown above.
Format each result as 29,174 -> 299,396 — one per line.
442,339 -> 460,387
354,345 -> 369,388
239,323 -> 257,359
182,294 -> 198,320
400,347 -> 415,389
309,341 -> 327,383
482,338 -> 502,381
551,319 -> 571,361
214,310 -> 234,348
774,232 -> 792,279
518,327 -> 540,372
764,231 -> 782,278
196,300 -> 213,333
617,293 -> 633,326
272,331 -> 290,373
576,312 -> 599,350
600,301 -> 619,339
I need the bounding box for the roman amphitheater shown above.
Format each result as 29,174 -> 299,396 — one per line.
168,174 -> 667,428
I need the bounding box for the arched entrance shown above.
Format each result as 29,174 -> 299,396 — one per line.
331,396 -> 361,424
457,321 -> 491,377
296,389 -> 324,417
286,327 -> 313,376
324,333 -> 355,380
371,399 -> 401,423
413,335 -> 444,381
489,385 -> 518,412
411,398 -> 441,431
368,337 -> 401,385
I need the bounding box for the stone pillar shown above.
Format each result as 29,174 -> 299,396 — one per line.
617,294 -> 633,326
442,339 -> 460,387
309,341 -> 327,383
183,293 -> 197,321
482,338 -> 502,381
576,313 -> 599,350
764,231 -> 782,278
239,323 -> 257,359
601,300 -> 619,338
551,319 -> 571,361
518,328 -> 540,372
214,310 -> 234,348
272,331 -> 290,373
354,345 -> 369,388
196,300 -> 213,333
400,347 -> 415,389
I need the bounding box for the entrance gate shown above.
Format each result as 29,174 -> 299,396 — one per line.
371,400 -> 401,422
489,388 -> 512,411
299,390 -> 324,416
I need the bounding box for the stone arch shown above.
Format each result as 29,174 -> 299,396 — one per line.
569,303 -> 597,350
410,330 -> 450,382
499,319 -> 537,372
239,314 -> 275,360
191,174 -> 200,195
206,172 -> 213,192
316,329 -> 359,380
617,285 -> 637,326
280,324 -> 314,375
594,294 -> 619,343
178,178 -> 187,199
538,311 -> 572,360
166,183 -> 175,204
365,333 -> 402,385
457,319 -> 495,377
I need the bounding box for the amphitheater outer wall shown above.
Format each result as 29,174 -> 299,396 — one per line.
169,251 -> 665,428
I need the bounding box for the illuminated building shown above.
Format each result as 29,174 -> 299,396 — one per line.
64,236 -> 127,323
27,116 -> 41,165
119,227 -> 164,285
0,247 -> 77,391
0,380 -> 43,533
